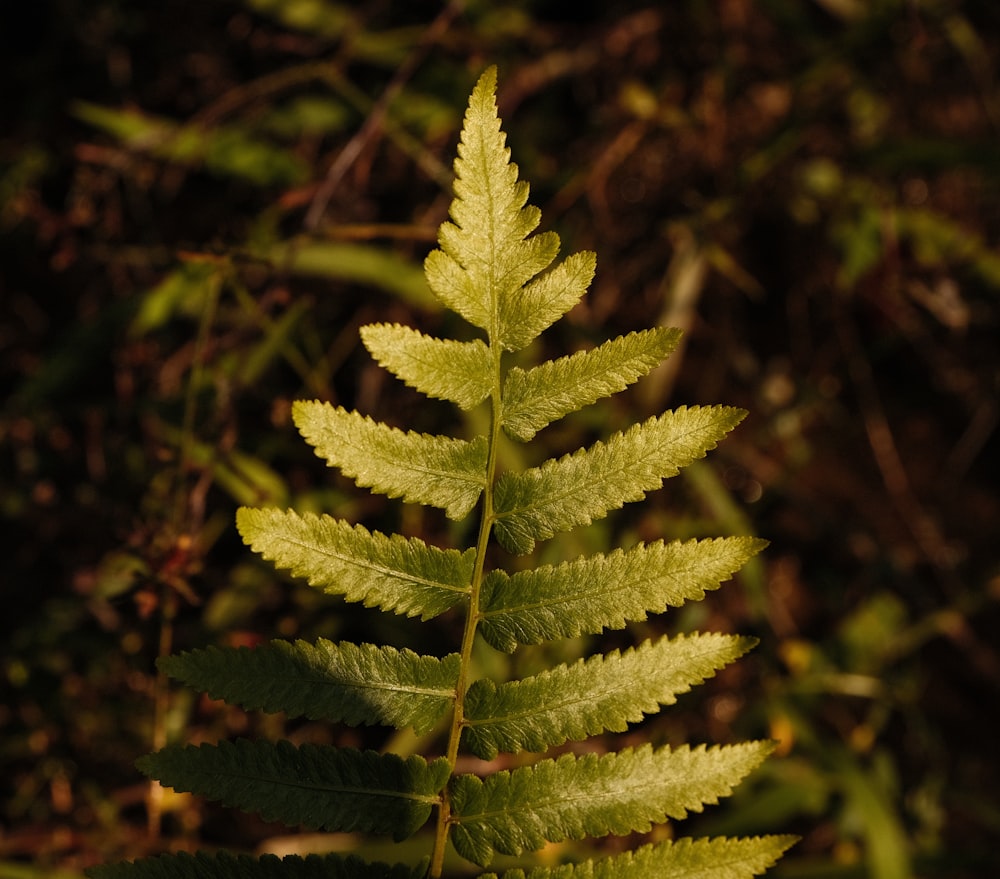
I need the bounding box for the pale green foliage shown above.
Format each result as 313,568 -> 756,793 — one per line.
293,401 -> 487,519
360,323 -> 492,409
449,742 -> 775,866
500,327 -> 682,441
235,507 -> 473,619
90,67 -> 792,879
478,536 -> 766,651
462,633 -> 757,759
493,406 -> 748,554
423,68 -> 593,350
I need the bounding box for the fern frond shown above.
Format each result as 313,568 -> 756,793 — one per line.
94,69 -> 791,879
236,507 -> 473,619
423,67 -> 593,350
449,742 -> 775,866
360,323 -> 492,410
87,851 -> 425,879
501,328 -> 682,442
482,835 -> 799,879
139,741 -> 449,841
462,633 -> 756,758
293,401 -> 487,519
493,406 -> 747,553
160,640 -> 458,735
479,536 -> 766,651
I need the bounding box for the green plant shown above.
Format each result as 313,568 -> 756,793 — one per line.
89,67 -> 794,879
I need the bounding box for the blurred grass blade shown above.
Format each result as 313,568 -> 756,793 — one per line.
267,241 -> 438,309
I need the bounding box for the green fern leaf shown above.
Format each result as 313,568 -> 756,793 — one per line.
501,328 -> 682,441
479,537 -> 766,651
493,406 -> 747,553
450,742 -> 774,866
497,250 -> 597,352
159,640 -> 458,735
93,69 -> 791,879
462,633 -> 756,759
236,507 -> 473,619
482,835 -> 799,879
293,401 -> 487,519
87,851 -> 425,879
138,740 -> 449,841
359,323 -> 492,410
423,67 -> 594,350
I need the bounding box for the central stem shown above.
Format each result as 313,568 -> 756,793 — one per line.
428,342 -> 504,879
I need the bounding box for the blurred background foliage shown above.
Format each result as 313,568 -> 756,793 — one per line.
2,1 -> 999,877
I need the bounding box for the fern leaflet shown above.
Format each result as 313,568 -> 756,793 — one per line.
501,327 -> 682,441
493,406 -> 747,554
483,836 -> 799,879
450,742 -> 775,866
360,323 -> 492,410
138,740 -> 449,841
293,401 -> 487,519
479,536 -> 766,651
462,633 -> 756,759
236,507 -> 473,619
160,640 -> 458,735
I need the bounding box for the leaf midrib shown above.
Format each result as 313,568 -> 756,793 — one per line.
227,671 -> 455,700
275,532 -> 471,595
480,559 -> 705,618
460,772 -> 691,825
205,767 -> 441,805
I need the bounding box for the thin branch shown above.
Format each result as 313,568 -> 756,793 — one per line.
303,0 -> 465,232
834,297 -> 954,572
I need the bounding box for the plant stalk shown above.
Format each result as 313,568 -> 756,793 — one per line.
429,341 -> 503,879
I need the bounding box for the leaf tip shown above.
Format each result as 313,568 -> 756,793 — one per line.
474,65 -> 499,100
